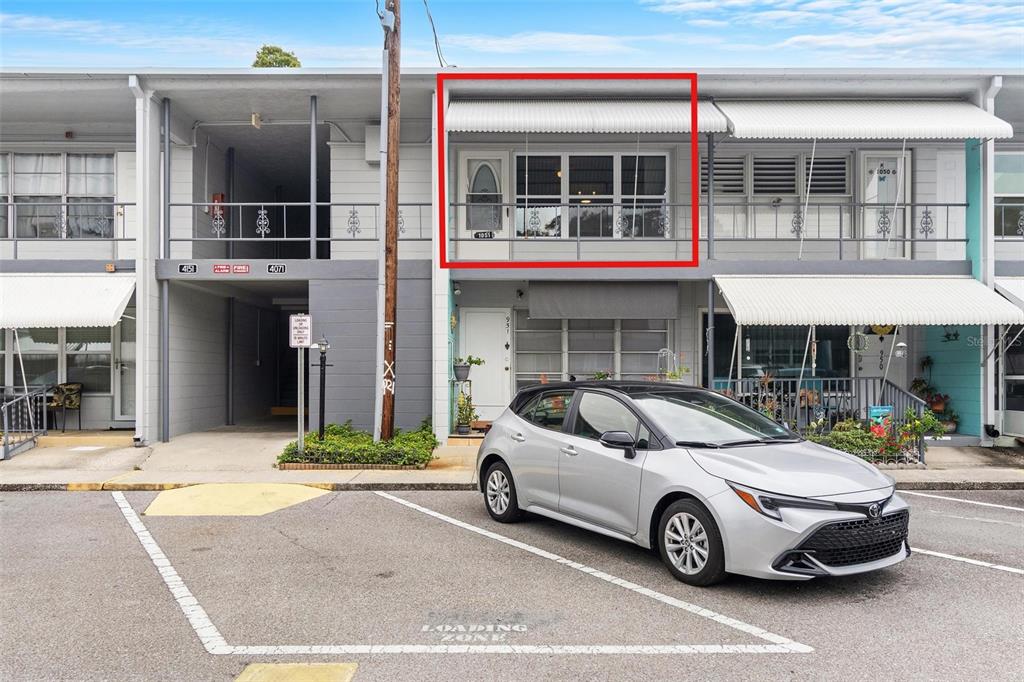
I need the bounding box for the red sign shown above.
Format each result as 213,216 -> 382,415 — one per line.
213,264 -> 231,274
232,264 -> 250,274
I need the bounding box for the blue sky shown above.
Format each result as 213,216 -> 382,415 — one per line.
1,1 -> 1022,69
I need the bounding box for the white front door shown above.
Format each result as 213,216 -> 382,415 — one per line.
859,151 -> 912,260
459,308 -> 512,421
936,150 -> 967,260
113,309 -> 136,422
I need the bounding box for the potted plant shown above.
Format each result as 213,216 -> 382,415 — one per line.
453,355 -> 484,381
940,411 -> 959,434
928,392 -> 950,414
456,393 -> 478,435
592,370 -> 610,380
664,367 -> 691,384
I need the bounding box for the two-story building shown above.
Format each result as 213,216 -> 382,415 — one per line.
2,68 -> 1022,457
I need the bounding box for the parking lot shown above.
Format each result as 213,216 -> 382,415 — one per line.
1,488 -> 1022,681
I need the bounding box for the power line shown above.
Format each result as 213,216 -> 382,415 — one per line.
422,0 -> 452,67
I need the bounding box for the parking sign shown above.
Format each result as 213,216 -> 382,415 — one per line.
289,314 -> 312,348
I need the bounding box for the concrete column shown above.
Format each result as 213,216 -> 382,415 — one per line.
430,89 -> 453,443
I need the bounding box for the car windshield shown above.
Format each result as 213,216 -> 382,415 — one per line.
633,390 -> 797,446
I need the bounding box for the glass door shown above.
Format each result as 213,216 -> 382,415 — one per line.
113,309 -> 135,422
860,152 -> 911,259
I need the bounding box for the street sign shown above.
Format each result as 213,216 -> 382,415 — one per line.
289,314 -> 312,348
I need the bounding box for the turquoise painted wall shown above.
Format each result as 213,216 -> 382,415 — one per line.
923,325 -> 982,436
965,138 -> 983,281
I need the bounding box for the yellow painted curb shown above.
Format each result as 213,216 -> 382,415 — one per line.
67,482 -> 105,491
143,483 -> 329,516
235,663 -> 357,682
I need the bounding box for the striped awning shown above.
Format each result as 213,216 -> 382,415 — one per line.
446,99 -> 728,134
715,100 -> 1014,140
713,275 -> 1024,326
0,273 -> 135,328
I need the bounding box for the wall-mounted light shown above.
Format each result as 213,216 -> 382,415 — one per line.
251,112 -> 262,129
453,283 -> 462,296
894,341 -> 908,359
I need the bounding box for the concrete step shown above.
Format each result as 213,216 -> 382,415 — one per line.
37,431 -> 134,449
447,435 -> 485,446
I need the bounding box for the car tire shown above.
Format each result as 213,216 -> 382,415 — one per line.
657,499 -> 727,586
483,461 -> 524,523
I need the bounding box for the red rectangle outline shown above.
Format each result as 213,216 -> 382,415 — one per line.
437,71 -> 700,269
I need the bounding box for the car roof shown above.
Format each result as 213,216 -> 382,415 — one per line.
510,380 -> 716,411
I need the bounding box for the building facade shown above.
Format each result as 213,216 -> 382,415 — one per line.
2,68 -> 1023,453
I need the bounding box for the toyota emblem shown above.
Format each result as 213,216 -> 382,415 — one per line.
868,503 -> 881,519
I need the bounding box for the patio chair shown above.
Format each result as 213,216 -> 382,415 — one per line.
47,383 -> 83,433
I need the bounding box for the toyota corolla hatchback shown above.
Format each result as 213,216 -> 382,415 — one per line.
476,381 -> 909,586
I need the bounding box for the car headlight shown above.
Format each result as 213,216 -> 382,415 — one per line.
728,481 -> 837,521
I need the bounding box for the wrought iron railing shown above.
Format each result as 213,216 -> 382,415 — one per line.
167,201 -> 432,244
712,376 -> 928,462
446,201 -> 969,262
994,202 -> 1024,240
1,385 -> 49,460
0,201 -> 136,259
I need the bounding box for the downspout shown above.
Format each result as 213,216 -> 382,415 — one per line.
160,97 -> 171,442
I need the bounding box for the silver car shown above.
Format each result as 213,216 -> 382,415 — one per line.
477,381 -> 909,586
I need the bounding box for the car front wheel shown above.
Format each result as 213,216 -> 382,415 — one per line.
483,461 -> 524,523
657,499 -> 726,586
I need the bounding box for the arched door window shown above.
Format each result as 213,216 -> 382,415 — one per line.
467,161 -> 502,232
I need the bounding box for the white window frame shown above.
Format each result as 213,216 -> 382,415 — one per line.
994,150 -> 1024,239
4,327 -> 114,396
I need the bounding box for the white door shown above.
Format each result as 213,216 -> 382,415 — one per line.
459,308 -> 512,421
859,151 -> 912,259
457,152 -> 511,261
113,309 -> 136,422
935,151 -> 966,260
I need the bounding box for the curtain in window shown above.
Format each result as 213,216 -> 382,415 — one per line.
14,154 -> 62,238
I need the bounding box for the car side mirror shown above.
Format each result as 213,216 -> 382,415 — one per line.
599,430 -> 636,459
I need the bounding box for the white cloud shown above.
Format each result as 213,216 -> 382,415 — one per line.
445,31 -> 639,55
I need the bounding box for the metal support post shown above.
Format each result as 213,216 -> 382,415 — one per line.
706,280 -> 715,388
297,346 -> 305,455
706,133 -> 715,260
309,95 -> 318,260
226,297 -> 235,426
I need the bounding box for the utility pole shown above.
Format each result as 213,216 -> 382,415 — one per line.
379,0 -> 401,441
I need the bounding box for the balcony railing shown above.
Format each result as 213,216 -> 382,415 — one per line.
446,201 -> 969,262
0,201 -> 136,259
1,385 -> 49,460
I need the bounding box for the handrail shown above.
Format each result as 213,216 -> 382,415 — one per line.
1,385 -> 49,460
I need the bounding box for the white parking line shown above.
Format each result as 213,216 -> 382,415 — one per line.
901,491 -> 1024,512
911,547 -> 1024,575
374,491 -> 813,654
924,510 -> 1024,528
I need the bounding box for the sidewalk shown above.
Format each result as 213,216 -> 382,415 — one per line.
1,436 -> 1021,491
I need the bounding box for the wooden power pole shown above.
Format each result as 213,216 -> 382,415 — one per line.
379,0 -> 401,440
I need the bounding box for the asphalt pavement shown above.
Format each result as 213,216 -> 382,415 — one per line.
1,489 -> 1021,681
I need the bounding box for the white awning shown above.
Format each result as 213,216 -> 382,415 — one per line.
713,275 -> 1024,326
0,273 -> 135,328
996,277 -> 1024,311
446,99 -> 728,134
716,100 -> 1014,140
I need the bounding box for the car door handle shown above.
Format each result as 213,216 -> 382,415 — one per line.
560,445 -> 578,456
511,433 -> 526,443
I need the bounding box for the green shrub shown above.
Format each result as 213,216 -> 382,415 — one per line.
278,418 -> 438,467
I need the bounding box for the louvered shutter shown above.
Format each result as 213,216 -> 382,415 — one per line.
752,156 -> 797,195
700,157 -> 745,194
805,156 -> 849,194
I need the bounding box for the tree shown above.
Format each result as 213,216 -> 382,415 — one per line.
252,45 -> 301,68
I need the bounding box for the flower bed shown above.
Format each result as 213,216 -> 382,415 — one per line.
804,409 -> 943,465
277,419 -> 438,469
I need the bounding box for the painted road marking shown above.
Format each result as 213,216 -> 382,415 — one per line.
143,483 -> 328,517
912,547 -> 1024,575
113,492 -> 811,656
901,491 -> 1024,512
235,663 -> 358,681
924,510 -> 1024,528
112,492 -> 232,654
373,491 -> 813,654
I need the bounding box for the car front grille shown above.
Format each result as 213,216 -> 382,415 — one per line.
797,509 -> 909,568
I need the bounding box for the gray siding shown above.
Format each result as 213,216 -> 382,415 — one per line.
167,284 -> 227,437
309,261 -> 433,432
230,301 -> 278,424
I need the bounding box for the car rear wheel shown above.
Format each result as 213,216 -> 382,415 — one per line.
483,461 -> 524,523
657,499 -> 726,586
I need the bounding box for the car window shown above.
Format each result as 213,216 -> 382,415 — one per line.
524,391 -> 573,432
636,423 -> 654,450
572,392 -> 639,441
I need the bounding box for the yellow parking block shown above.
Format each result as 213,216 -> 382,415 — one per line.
143,483 -> 328,516
235,663 -> 357,682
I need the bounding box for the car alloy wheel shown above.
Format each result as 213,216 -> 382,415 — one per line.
487,469 -> 511,515
664,512 -> 709,575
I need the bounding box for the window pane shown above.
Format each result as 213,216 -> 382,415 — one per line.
515,353 -> 562,373
16,328 -> 59,352
515,310 -> 561,330
66,327 -> 112,352
516,156 -> 561,196
619,200 -> 669,238
68,153 -> 114,174
622,331 -> 667,352
995,197 -> 1024,238
0,154 -> 8,194
67,197 -> 115,238
569,156 -> 613,196
67,353 -> 111,393
568,319 -> 614,331
568,352 -> 614,376
527,392 -> 572,431
516,331 -> 561,352
515,202 -> 561,237
622,156 -> 666,196
621,352 -> 660,374
14,197 -> 62,238
14,355 -> 58,387
567,201 -> 613,238
621,319 -> 667,331
14,153 -> 62,194
995,153 -> 1024,196
573,392 -> 638,440
568,331 -> 614,351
